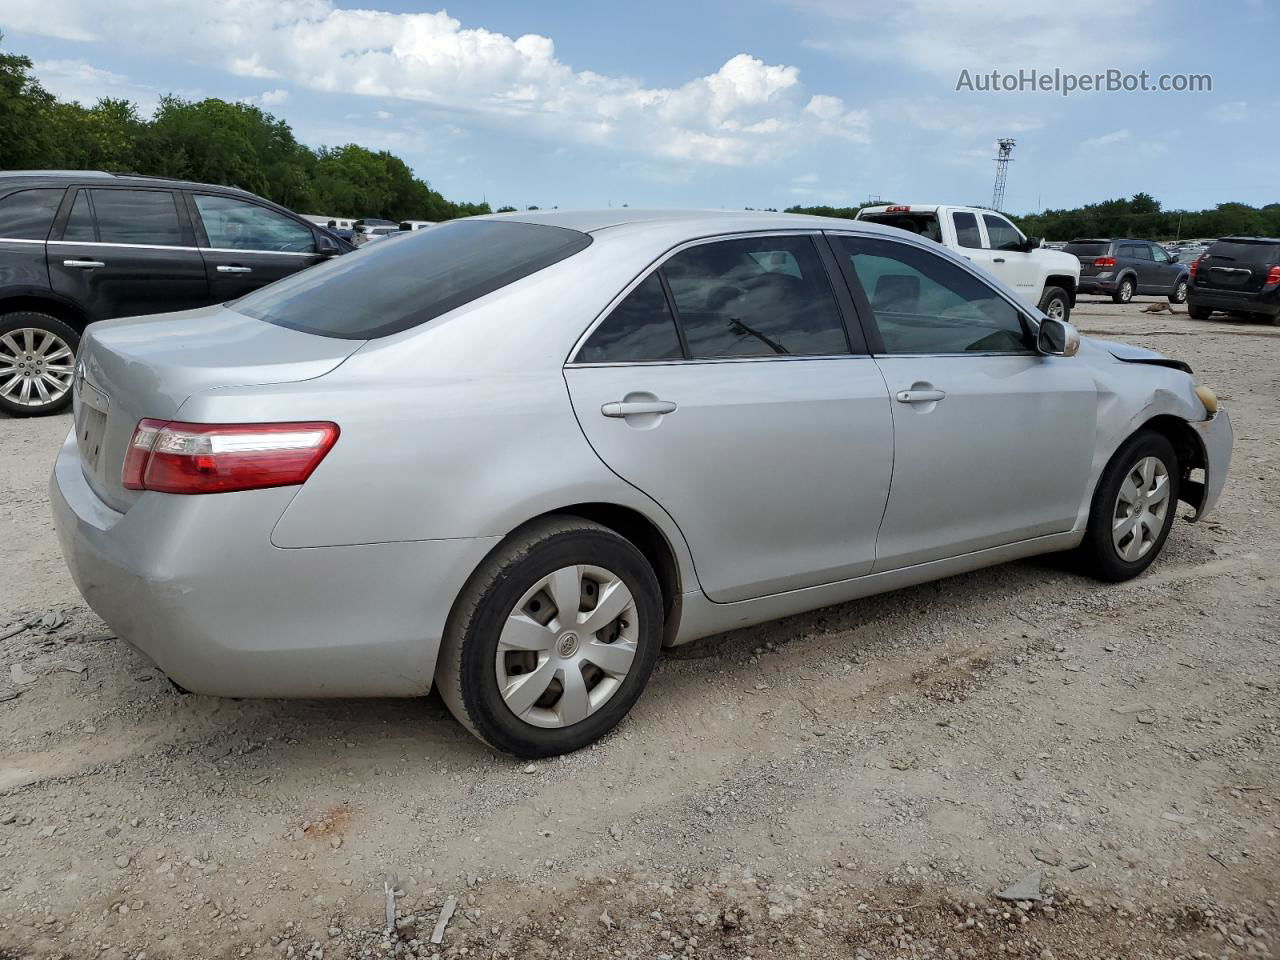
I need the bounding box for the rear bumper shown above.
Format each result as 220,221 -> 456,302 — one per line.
1078,276 -> 1118,294
1187,287 -> 1280,315
1190,408 -> 1232,522
50,430 -> 498,698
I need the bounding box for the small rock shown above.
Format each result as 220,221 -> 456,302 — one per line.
62,660 -> 87,675
9,663 -> 38,686
608,824 -> 624,842
522,763 -> 536,774
599,909 -> 614,930
0,812 -> 16,826
1031,848 -> 1062,867
36,825 -> 56,839
115,854 -> 132,869
996,872 -> 1041,902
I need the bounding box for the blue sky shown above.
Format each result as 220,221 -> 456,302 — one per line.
0,0 -> 1269,215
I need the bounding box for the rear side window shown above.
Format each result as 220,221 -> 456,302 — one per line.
235,219 -> 593,339
861,213 -> 943,244
1127,243 -> 1152,261
63,191 -> 96,241
90,189 -> 184,246
0,188 -> 64,241
951,212 -> 983,249
577,273 -> 682,363
661,235 -> 848,358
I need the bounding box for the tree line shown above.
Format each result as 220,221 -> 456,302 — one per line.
785,192 -> 1280,242
1,34 -> 490,221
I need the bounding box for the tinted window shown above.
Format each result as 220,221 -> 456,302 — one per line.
91,189 -> 183,245
951,212 -> 982,249
1063,241 -> 1109,257
236,219 -> 592,340
1206,240 -> 1280,265
63,190 -> 96,242
661,236 -> 847,358
982,214 -> 1023,251
0,188 -> 63,240
861,213 -> 942,243
195,194 -> 315,253
577,272 -> 682,363
836,235 -> 1028,354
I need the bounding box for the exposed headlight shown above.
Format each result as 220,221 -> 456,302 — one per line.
1194,385 -> 1218,415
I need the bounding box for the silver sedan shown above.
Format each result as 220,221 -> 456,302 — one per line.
50,210 -> 1232,757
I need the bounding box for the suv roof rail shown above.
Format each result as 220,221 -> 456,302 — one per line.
0,169 -> 115,179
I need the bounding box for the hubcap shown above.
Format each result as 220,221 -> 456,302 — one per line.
494,564 -> 639,729
1046,298 -> 1066,320
1111,456 -> 1170,562
0,328 -> 75,408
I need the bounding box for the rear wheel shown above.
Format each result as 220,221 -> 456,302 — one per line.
0,312 -> 79,417
1170,279 -> 1188,304
1187,303 -> 1213,320
1112,277 -> 1135,304
436,516 -> 663,757
1074,430 -> 1179,582
1038,286 -> 1070,322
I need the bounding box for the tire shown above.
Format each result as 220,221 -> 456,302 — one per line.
1111,277 -> 1135,304
1074,430 -> 1179,582
1187,303 -> 1213,321
1170,278 -> 1188,304
436,516 -> 664,757
1038,285 -> 1071,322
0,312 -> 80,417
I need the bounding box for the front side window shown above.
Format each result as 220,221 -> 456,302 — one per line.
835,235 -> 1028,355
195,194 -> 315,253
90,189 -> 183,246
577,272 -> 682,363
951,212 -> 983,249
1151,245 -> 1170,263
236,219 -> 592,340
661,235 -> 848,358
0,188 -> 64,241
982,214 -> 1023,252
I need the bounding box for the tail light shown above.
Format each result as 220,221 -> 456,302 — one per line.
1265,265 -> 1280,286
122,420 -> 339,494
1092,256 -> 1117,267
1189,255 -> 1204,279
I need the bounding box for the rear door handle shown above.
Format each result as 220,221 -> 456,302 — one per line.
217,265 -> 253,274
63,259 -> 105,269
896,389 -> 946,403
601,400 -> 677,418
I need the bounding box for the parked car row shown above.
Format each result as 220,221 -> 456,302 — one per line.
0,171 -> 353,416
1063,238 -> 1189,304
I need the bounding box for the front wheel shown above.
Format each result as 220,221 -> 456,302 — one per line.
436,516 -> 664,757
1038,286 -> 1071,323
1074,430 -> 1179,582
1112,277 -> 1135,304
1170,278 -> 1188,304
0,312 -> 79,417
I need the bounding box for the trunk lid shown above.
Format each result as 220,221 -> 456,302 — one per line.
1195,239 -> 1280,293
1063,240 -> 1110,278
74,304 -> 362,512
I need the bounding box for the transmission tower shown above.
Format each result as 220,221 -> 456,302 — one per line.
991,138 -> 1015,211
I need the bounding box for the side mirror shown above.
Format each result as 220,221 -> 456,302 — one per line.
1023,236 -> 1042,252
1037,317 -> 1080,357
1168,252 -> 1180,263
316,232 -> 342,256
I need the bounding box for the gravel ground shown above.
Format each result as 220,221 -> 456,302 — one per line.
1,297 -> 1277,960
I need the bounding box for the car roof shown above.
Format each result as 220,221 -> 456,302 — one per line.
0,169 -> 265,200
475,207 -> 871,235
1213,235 -> 1280,244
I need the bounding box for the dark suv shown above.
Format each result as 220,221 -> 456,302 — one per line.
1187,237 -> 1280,323
0,171 -> 350,416
1064,238 -> 1189,305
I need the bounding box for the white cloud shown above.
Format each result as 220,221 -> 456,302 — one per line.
2,1 -> 871,167
239,88 -> 290,108
795,0 -> 1160,76
1081,128 -> 1131,148
31,58 -> 162,114
1210,100 -> 1247,123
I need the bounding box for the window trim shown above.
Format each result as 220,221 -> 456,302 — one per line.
185,190 -> 320,256
823,229 -> 1040,358
566,230 -> 865,367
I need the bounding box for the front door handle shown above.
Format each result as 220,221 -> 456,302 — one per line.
601,399 -> 677,418
217,265 -> 253,274
992,257 -> 1006,263
63,259 -> 105,269
896,388 -> 946,404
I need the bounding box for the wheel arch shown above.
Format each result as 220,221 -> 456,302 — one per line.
1138,414 -> 1208,515
0,292 -> 91,332
1045,274 -> 1077,306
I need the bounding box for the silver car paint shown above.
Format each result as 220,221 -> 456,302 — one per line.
51,210 -> 1233,699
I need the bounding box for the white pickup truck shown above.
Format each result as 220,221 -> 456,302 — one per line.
855,204 -> 1081,321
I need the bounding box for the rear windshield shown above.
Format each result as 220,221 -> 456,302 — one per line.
860,213 -> 943,243
1064,241 -> 1109,257
1205,240 -> 1280,265
234,219 -> 592,339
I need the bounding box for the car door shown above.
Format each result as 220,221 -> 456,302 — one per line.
48,186 -> 208,321
186,192 -> 328,302
564,233 -> 894,603
1149,242 -> 1180,292
1126,241 -> 1156,292
827,232 -> 1098,571
979,213 -> 1042,302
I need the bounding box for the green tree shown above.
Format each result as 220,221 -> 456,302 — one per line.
0,33 -> 59,169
